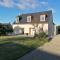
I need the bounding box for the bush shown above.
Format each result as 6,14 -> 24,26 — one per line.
34,32 -> 47,39
0,23 -> 13,36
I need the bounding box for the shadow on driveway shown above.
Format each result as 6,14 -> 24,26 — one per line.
19,47 -> 60,60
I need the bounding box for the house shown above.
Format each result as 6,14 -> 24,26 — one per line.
12,10 -> 56,38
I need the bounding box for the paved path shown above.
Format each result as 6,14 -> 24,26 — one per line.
18,35 -> 60,60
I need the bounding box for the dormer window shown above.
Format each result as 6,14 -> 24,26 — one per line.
27,16 -> 31,22
16,16 -> 19,23
16,15 -> 22,23
40,15 -> 45,21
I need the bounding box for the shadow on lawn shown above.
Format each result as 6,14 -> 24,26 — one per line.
0,42 -> 35,60
0,42 -> 60,60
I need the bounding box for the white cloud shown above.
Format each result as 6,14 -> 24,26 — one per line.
17,0 -> 38,9
0,0 -> 14,8
16,4 -> 26,10
0,0 -> 39,9
0,0 -> 56,13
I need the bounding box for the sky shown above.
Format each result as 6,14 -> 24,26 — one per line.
0,0 -> 60,25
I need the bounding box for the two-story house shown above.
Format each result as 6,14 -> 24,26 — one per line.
12,10 -> 56,38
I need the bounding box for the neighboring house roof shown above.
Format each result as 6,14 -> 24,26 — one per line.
15,10 -> 53,24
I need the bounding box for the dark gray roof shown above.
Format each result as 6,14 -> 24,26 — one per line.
16,10 -> 52,24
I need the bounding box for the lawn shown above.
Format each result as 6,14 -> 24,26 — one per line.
0,36 -> 48,60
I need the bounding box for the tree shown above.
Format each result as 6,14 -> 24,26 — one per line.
57,25 -> 60,34
6,23 -> 13,33
0,23 -> 13,36
0,23 -> 6,35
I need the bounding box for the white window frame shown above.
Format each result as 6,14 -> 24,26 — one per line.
16,17 -> 19,23
27,16 -> 31,22
40,15 -> 45,21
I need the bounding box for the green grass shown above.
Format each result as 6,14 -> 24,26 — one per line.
0,36 -> 48,60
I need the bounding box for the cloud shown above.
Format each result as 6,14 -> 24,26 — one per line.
16,4 -> 26,10
16,0 -> 38,9
0,0 -> 55,13
0,0 -> 38,9
0,0 -> 14,8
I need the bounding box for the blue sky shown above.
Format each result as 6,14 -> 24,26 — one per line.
0,0 -> 60,25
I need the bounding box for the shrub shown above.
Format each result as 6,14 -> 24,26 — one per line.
34,32 -> 47,39
0,23 -> 13,36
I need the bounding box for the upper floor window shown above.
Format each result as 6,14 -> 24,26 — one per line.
16,17 -> 19,23
40,15 -> 45,21
27,16 -> 31,22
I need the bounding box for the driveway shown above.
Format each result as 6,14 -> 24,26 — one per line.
18,35 -> 60,60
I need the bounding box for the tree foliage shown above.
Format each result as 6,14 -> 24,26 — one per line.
57,25 -> 60,34
0,23 -> 13,36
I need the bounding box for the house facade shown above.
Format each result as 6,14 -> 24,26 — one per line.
12,10 -> 56,38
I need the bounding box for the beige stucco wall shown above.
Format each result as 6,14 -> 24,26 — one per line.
12,24 -> 34,36
38,23 -> 48,33
12,23 -> 48,36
